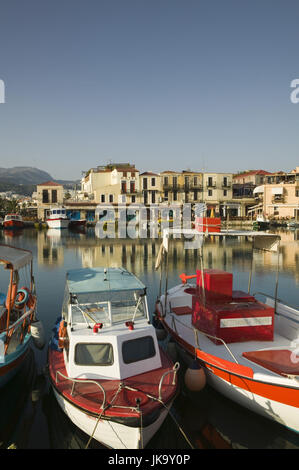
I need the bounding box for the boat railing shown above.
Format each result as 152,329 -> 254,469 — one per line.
0,302 -> 36,335
55,370 -> 106,409
158,362 -> 180,401
170,314 -> 239,364
253,291 -> 298,314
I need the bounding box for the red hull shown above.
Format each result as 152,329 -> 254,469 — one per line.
3,220 -> 24,229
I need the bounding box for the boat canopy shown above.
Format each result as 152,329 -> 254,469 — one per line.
66,267 -> 146,295
159,228 -> 281,254
0,244 -> 32,270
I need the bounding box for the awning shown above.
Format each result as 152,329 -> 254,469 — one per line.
0,245 -> 32,270
271,187 -> 283,195
253,185 -> 264,194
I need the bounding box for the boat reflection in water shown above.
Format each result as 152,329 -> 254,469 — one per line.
2,226 -> 298,448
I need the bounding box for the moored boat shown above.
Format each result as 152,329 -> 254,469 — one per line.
154,228 -> 299,434
46,206 -> 69,229
68,219 -> 87,230
48,267 -> 179,449
3,214 -> 24,230
0,244 -> 45,388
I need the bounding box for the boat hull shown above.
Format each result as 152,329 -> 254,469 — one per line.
159,314 -> 299,434
0,337 -> 31,388
52,386 -> 172,449
3,220 -> 24,230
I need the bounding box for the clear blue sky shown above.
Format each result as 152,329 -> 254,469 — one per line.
0,0 -> 299,180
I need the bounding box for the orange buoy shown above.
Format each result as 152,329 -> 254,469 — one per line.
184,360 -> 206,392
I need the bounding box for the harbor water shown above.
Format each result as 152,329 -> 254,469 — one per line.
0,226 -> 299,449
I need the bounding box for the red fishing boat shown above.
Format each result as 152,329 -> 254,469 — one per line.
48,267 -> 179,449
3,214 -> 24,230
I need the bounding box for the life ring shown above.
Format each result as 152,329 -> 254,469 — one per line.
58,320 -> 68,349
15,288 -> 29,308
14,286 -> 34,310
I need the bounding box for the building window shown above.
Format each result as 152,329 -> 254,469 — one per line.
208,189 -> 213,197
173,191 -> 177,201
151,177 -> 155,187
223,177 -> 228,187
223,189 -> 227,196
193,176 -> 197,186
42,189 -> 49,203
51,189 -> 57,203
296,190 -> 299,197
101,194 -> 105,203
132,195 -> 136,203
164,176 -> 168,186
143,178 -> 148,190
130,181 -> 135,193
109,194 -> 113,203
121,181 -> 127,194
151,191 -> 156,204
208,177 -> 213,187
193,190 -> 198,201
173,176 -> 177,188
123,172 -> 127,177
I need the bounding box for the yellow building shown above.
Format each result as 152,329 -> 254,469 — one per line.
36,181 -> 64,220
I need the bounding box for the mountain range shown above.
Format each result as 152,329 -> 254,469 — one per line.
0,166 -> 76,196
0,166 -> 76,185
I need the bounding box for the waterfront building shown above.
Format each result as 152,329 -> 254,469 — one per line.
81,163 -> 140,205
202,172 -> 234,216
251,166 -> 299,220
140,172 -> 162,204
36,181 -> 64,220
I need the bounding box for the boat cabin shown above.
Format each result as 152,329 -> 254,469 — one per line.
61,267 -> 162,380
46,207 -> 68,219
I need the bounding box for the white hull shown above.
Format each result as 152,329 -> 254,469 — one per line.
47,218 -> 69,229
53,388 -> 172,449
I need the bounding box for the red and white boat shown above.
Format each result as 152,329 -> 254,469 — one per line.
48,267 -> 179,449
46,206 -> 69,229
154,228 -> 299,434
3,214 -> 24,230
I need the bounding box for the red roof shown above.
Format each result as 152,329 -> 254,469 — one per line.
37,181 -> 63,186
233,170 -> 272,178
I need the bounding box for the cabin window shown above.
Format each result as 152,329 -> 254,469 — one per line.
75,343 -> 114,366
122,336 -> 155,364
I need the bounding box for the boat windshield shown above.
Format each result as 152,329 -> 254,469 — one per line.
69,289 -> 147,326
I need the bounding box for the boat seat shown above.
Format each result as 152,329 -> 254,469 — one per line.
242,349 -> 299,377
171,306 -> 193,315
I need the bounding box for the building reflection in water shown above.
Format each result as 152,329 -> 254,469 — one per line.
36,227 -> 299,289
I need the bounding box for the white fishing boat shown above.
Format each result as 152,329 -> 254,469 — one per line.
46,206 -> 69,229
154,227 -> 299,434
48,267 -> 179,449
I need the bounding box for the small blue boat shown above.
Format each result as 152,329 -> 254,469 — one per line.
0,244 -> 44,388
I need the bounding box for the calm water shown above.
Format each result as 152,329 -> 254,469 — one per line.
0,226 -> 299,449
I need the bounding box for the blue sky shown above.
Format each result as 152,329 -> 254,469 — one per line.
0,0 -> 299,180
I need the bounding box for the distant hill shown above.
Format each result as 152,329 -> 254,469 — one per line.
0,166 -> 54,184
0,166 -> 78,195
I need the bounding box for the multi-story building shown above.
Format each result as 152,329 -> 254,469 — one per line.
81,163 -> 140,205
202,172 -> 234,216
252,167 -> 299,220
36,181 -> 64,220
140,172 -> 161,204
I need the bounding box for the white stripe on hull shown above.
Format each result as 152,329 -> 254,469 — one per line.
205,370 -> 299,433
53,388 -> 172,449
